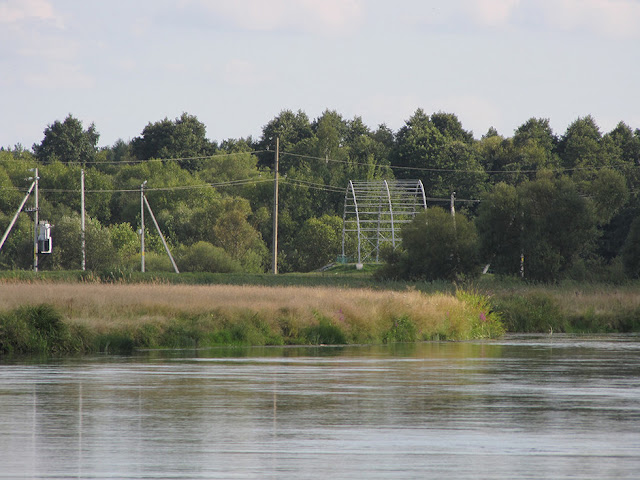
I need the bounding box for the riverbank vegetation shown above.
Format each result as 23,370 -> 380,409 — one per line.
1,271 -> 639,356
2,110 -> 640,354
0,281 -> 503,355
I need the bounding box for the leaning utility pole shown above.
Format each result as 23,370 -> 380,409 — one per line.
272,137 -> 279,274
0,181 -> 36,252
142,195 -> 179,274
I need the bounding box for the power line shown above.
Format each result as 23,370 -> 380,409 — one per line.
282,178 -> 344,193
280,150 -> 638,175
3,177 -> 274,194
0,149 -> 269,166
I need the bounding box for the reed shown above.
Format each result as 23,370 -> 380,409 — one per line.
486,282 -> 640,333
0,282 -> 503,354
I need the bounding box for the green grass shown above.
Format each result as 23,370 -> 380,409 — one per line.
1,268 -> 640,346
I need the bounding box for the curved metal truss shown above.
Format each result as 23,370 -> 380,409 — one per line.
341,180 -> 427,264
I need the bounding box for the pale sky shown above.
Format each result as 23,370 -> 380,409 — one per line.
1,0 -> 639,149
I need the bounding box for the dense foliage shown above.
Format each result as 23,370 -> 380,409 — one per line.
2,110 -> 640,282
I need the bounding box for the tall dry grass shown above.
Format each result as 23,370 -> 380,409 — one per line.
0,282 -> 481,341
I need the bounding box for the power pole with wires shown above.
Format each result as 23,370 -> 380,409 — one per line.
33,168 -> 39,272
81,169 -> 86,271
272,137 -> 279,274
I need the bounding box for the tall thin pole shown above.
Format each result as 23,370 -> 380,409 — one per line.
272,137 -> 279,275
141,181 -> 146,273
450,191 -> 456,222
81,169 -> 86,271
33,168 -> 38,273
143,194 -> 179,274
0,181 -> 35,252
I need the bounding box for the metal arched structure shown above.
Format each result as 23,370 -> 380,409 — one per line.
341,180 -> 427,264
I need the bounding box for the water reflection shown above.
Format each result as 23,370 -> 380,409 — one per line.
1,335 -> 639,479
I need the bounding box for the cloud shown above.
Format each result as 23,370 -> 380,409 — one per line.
0,0 -> 63,27
536,0 -> 640,38
223,59 -> 262,87
466,0 -> 521,27
459,0 -> 640,37
184,0 -> 364,35
24,62 -> 94,89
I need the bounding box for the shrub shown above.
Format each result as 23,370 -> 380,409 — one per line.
383,315 -> 417,343
0,304 -> 88,355
380,208 -> 480,282
492,293 -> 565,332
302,316 -> 347,345
176,241 -> 242,273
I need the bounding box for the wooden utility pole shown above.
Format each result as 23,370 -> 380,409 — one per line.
81,169 -> 86,271
33,168 -> 38,272
272,137 -> 279,274
141,181 -> 146,272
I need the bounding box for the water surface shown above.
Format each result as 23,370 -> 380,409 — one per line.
1,335 -> 639,479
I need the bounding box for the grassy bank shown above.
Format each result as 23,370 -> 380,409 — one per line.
0,282 -> 502,355
1,268 -> 639,356
484,282 -> 640,333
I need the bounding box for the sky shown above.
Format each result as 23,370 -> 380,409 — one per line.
1,0 -> 640,150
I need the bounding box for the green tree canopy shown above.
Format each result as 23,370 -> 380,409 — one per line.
291,215 -> 343,272
130,113 -> 214,171
431,112 -> 474,144
33,114 -> 99,165
381,207 -> 479,281
621,216 -> 640,278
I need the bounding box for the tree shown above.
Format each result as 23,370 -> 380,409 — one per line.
110,222 -> 139,260
476,182 -> 521,274
256,109 -> 313,168
381,207 -> 480,281
0,160 -> 24,215
513,118 -> 557,154
621,217 -> 640,278
433,140 -> 488,199
605,122 -> 640,164
519,175 -> 596,281
587,168 -> 629,226
212,198 -> 268,272
291,215 -> 343,272
476,175 -> 598,282
392,109 -> 446,180
558,115 -> 607,169
130,113 -> 214,171
49,214 -> 118,271
0,213 -> 32,269
33,114 -> 99,165
431,112 -> 474,143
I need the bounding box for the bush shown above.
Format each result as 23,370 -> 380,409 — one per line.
383,316 -> 417,343
302,316 -> 347,345
380,207 -> 480,281
0,304 -> 88,355
175,241 -> 243,273
492,293 -> 565,332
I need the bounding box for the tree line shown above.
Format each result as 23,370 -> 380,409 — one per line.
1,109 -> 640,282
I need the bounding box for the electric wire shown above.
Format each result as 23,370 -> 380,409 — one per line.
0,149 -> 269,166
280,150 -> 638,175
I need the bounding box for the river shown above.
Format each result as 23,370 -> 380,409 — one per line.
1,334 -> 639,479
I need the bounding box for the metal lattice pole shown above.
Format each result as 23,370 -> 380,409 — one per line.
342,180 -> 427,264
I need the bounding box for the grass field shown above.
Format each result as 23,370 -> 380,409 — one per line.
0,278 -> 502,355
1,267 -> 639,355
